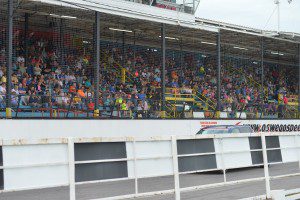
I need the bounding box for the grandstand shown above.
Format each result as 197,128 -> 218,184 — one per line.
0,0 -> 299,119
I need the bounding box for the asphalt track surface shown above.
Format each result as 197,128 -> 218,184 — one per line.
1,162 -> 299,200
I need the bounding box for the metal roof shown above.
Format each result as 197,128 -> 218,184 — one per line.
0,0 -> 298,66
196,17 -> 300,44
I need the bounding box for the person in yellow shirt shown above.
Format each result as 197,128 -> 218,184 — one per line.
1,75 -> 6,83
120,100 -> 128,117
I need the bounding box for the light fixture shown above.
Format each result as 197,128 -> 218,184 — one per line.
201,41 -> 217,46
271,51 -> 284,56
49,14 -> 77,19
61,15 -> 77,19
49,14 -> 60,18
109,28 -> 133,33
253,61 -> 258,64
83,41 -> 90,44
159,36 -> 179,40
233,46 -> 248,51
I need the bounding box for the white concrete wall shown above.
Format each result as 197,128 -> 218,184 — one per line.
0,120 -> 299,139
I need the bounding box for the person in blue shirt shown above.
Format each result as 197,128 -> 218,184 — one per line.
137,90 -> 146,100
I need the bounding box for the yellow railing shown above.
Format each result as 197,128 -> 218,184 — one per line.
101,51 -> 135,84
226,65 -> 269,100
194,91 -> 216,110
164,87 -> 217,111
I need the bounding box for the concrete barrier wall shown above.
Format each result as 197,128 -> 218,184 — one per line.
0,120 -> 300,139
0,133 -> 299,192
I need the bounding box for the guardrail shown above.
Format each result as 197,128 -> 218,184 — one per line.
0,133 -> 299,199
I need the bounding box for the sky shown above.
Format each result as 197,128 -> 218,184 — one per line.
195,0 -> 300,34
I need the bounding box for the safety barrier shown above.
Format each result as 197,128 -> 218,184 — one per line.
0,133 -> 299,199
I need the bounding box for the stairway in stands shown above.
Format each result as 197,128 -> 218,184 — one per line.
101,51 -> 135,84
225,65 -> 269,101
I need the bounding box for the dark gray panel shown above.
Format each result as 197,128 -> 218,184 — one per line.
249,137 -> 262,150
265,136 -> 280,148
249,136 -> 282,165
0,147 -> 2,166
0,169 -> 3,190
75,142 -> 127,161
250,150 -> 282,165
267,150 -> 282,163
250,151 -> 263,165
75,162 -> 128,182
177,139 -> 215,155
178,155 -> 217,172
249,136 -> 280,149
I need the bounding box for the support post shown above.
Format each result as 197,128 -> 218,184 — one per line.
219,138 -> 227,183
122,31 -> 125,68
133,140 -> 138,194
294,135 -> 300,169
6,0 -> 13,119
24,13 -> 29,68
161,23 -> 166,118
261,134 -> 271,199
59,19 -> 64,65
133,31 -> 136,69
180,37 -> 183,77
121,31 -> 126,84
171,136 -> 180,200
216,31 -> 221,115
94,12 -> 100,117
261,37 -> 264,118
68,138 -> 76,200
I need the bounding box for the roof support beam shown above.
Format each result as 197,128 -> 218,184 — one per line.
260,37 -> 265,118
6,0 -> 13,119
161,23 -> 166,118
94,11 -> 100,117
217,31 -> 221,113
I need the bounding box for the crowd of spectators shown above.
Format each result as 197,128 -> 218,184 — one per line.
0,30 -> 297,118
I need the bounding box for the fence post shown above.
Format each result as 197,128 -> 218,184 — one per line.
133,139 -> 138,194
171,136 -> 180,200
296,135 -> 300,169
219,138 -> 227,182
68,138 -> 76,200
261,133 -> 271,199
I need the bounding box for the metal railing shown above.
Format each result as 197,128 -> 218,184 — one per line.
0,133 -> 299,199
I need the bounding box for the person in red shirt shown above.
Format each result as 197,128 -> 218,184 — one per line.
69,83 -> 77,93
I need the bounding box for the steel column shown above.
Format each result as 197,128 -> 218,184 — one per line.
6,0 -> 13,118
217,31 -> 221,112
133,31 -> 136,68
94,12 -> 100,116
180,38 -> 183,77
161,23 -> 166,116
298,44 -> 300,118
59,19 -> 64,65
122,31 -> 125,68
261,37 -> 264,118
24,13 -> 29,68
